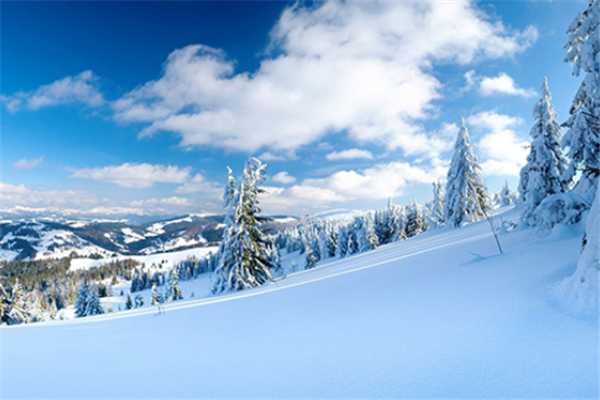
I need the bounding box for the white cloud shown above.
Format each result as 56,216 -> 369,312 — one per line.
271,171 -> 297,184
2,70 -> 104,112
326,149 -> 373,161
69,163 -> 191,188
175,173 -> 222,195
0,181 -> 218,218
260,161 -> 446,214
467,111 -> 529,176
465,71 -> 536,98
114,1 -> 536,158
13,156 -> 44,170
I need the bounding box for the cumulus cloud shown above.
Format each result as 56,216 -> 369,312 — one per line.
1,70 -> 104,112
69,163 -> 191,189
260,161 -> 446,214
175,173 -> 222,195
467,111 -> 529,176
326,149 -> 373,161
271,171 -> 297,184
13,156 -> 44,170
465,70 -> 536,98
114,1 -> 537,158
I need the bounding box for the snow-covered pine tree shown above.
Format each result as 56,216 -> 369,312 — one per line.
134,293 -> 144,308
444,118 -> 490,227
304,245 -> 318,270
325,223 -> 338,258
150,283 -> 160,305
75,279 -> 90,318
518,78 -> 567,226
562,0 -> 599,202
0,281 -> 27,325
212,166 -> 238,294
85,285 -> 104,316
170,268 -> 183,301
431,181 -> 445,227
212,158 -> 276,293
499,180 -> 517,207
125,292 -> 133,310
405,202 -> 428,237
336,225 -> 349,258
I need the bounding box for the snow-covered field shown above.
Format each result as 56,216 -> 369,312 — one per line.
70,246 -> 218,271
1,208 -> 598,398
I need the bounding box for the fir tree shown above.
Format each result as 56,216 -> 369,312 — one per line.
444,118 -> 490,227
336,225 -> 349,258
498,180 -> 517,207
212,158 -> 275,293
75,280 -> 90,318
170,268 -> 183,301
134,293 -> 144,308
519,78 -> 567,226
562,0 -> 599,202
431,180 -> 445,227
85,285 -> 104,316
150,283 -> 161,305
125,292 -> 133,310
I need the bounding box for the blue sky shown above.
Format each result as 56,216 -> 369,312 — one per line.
0,0 -> 587,219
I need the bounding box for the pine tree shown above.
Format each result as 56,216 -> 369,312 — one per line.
562,0 -> 599,202
0,281 -> 27,325
336,225 -> 349,258
150,283 -> 160,305
444,118 -> 490,227
125,292 -> 133,310
75,280 -> 90,318
212,158 -> 275,293
85,286 -> 104,316
305,246 -> 318,269
170,268 -> 183,301
134,293 -> 144,308
519,78 -> 567,225
431,180 -> 445,227
499,180 -> 517,207
405,202 -> 428,237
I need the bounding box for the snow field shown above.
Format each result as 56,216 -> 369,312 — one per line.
1,208 -> 598,398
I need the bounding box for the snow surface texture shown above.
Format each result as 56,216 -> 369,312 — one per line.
1,208 -> 598,399
554,191 -> 600,317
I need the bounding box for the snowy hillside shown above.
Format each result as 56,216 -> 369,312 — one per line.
2,207 -> 597,398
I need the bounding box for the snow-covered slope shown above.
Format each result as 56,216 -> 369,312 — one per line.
2,208 -> 597,398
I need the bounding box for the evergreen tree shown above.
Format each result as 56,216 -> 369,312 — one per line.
444,118 -> 490,227
431,180 -> 445,227
125,292 -> 133,310
134,293 -> 144,308
336,225 -> 349,258
405,202 -> 428,237
325,223 -> 338,258
0,281 -> 27,325
519,78 -> 567,225
498,180 -> 517,207
75,280 -> 90,318
304,246 -> 318,270
170,268 -> 183,301
150,283 -> 161,305
212,158 -> 275,293
85,285 -> 104,316
562,0 -> 599,202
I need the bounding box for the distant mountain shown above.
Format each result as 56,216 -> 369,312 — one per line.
0,214 -> 298,262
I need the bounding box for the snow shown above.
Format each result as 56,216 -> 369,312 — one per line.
70,246 -> 218,271
2,207 -> 597,398
120,227 -> 145,244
